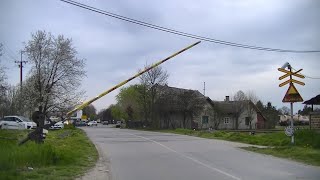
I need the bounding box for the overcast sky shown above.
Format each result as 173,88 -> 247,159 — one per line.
1,0 -> 319,113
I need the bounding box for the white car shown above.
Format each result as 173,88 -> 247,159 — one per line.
87,121 -> 98,126
50,121 -> 64,130
0,116 -> 37,130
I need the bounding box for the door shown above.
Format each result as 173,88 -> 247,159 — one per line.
14,117 -> 25,129
3,117 -> 17,129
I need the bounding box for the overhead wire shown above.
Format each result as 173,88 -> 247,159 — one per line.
59,0 -> 320,53
2,45 -> 19,61
291,67 -> 320,80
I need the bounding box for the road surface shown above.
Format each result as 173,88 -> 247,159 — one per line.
81,126 -> 320,180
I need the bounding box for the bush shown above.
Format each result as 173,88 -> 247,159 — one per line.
64,124 -> 76,130
295,130 -> 320,149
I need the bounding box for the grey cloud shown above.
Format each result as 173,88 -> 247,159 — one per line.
1,0 -> 319,112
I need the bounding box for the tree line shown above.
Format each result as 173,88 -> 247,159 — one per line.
96,66 -> 296,129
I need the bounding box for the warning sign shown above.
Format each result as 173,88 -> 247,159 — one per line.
282,84 -> 303,102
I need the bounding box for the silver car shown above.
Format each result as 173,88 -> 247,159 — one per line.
0,116 -> 37,130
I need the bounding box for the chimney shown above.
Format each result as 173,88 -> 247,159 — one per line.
225,96 -> 230,102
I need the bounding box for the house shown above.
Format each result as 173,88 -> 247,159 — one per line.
155,84 -> 209,129
155,85 -> 267,130
197,96 -> 266,130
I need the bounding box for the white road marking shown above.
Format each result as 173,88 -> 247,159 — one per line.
128,132 -> 242,180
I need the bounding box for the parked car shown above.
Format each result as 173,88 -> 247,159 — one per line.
87,121 -> 98,126
50,121 -> 64,130
75,121 -> 87,127
102,121 -> 109,125
115,121 -> 121,128
0,116 -> 37,130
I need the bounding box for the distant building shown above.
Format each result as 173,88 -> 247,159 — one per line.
155,85 -> 266,130
199,96 -> 266,130
279,115 -> 309,123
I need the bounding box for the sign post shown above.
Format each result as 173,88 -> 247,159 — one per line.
278,64 -> 304,145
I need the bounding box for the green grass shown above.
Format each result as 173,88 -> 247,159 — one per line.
242,146 -> 320,166
155,128 -> 320,166
0,128 -> 98,180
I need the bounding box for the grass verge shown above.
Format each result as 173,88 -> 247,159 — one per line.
0,127 -> 98,180
151,128 -> 320,166
242,146 -> 320,166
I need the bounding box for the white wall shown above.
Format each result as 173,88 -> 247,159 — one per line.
238,109 -> 258,129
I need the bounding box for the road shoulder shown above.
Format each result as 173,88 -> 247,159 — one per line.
77,143 -> 111,180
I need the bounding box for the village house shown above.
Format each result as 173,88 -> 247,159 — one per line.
197,96 -> 266,130
155,85 -> 267,130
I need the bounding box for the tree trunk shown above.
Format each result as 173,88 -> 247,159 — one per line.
182,112 -> 186,129
235,117 -> 239,130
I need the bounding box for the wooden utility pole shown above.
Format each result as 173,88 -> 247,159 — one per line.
15,51 -> 27,88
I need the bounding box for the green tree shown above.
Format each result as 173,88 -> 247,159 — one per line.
298,105 -> 313,115
82,104 -> 97,120
110,104 -> 127,121
256,100 -> 264,111
97,108 -> 113,121
116,84 -> 143,121
264,102 -> 280,128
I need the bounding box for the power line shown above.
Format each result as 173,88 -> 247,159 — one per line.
3,45 -> 19,60
292,67 -> 320,79
60,0 -> 320,53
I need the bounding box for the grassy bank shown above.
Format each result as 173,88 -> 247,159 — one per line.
156,128 -> 320,166
0,127 -> 98,180
242,146 -> 320,166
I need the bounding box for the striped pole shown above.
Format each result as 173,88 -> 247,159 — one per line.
67,41 -> 201,116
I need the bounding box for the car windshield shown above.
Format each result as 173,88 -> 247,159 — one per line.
18,116 -> 32,122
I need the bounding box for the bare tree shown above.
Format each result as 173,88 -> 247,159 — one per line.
246,90 -> 259,104
24,30 -> 86,115
0,43 -> 6,90
279,106 -> 290,115
245,91 -> 259,129
177,90 -> 204,129
233,90 -> 246,129
208,103 -> 224,130
139,65 -> 168,127
155,89 -> 177,129
0,43 -> 8,117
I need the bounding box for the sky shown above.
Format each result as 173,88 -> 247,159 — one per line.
0,0 -> 319,113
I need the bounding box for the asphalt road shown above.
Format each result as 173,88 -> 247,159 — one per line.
82,126 -> 320,180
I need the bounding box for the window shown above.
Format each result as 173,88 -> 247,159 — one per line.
224,117 -> 230,124
15,117 -> 22,122
4,117 -> 15,122
245,117 -> 250,126
202,116 -> 209,124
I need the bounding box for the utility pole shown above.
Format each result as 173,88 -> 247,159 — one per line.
15,51 -> 27,88
288,64 -> 295,144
